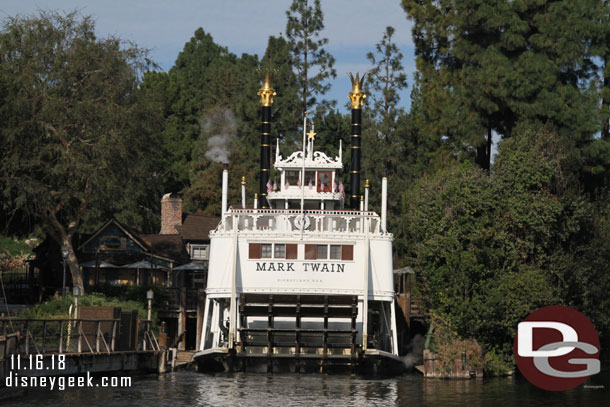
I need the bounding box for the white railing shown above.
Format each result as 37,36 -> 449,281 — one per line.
267,189 -> 343,201
212,208 -> 384,236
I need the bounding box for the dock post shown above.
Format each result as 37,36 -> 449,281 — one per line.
158,349 -> 167,373
143,321 -> 148,351
77,320 -> 82,353
96,321 -> 101,352
111,320 -> 117,352
59,320 -> 64,353
42,320 -> 47,354
24,320 -> 30,355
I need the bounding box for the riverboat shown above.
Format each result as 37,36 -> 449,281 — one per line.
194,72 -> 404,375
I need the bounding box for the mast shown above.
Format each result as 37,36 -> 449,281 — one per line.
348,73 -> 366,210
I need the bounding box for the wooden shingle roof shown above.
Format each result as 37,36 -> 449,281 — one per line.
175,214 -> 219,242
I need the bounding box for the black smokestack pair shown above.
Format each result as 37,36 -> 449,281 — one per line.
257,70 -> 276,209
257,71 -> 365,210
348,73 -> 366,210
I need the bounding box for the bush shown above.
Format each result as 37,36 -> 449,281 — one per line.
18,292 -> 157,327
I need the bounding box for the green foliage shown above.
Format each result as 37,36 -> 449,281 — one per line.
18,296 -> 73,319
0,11 -> 163,290
483,349 -> 514,377
143,28 -> 244,194
142,27 -> 264,215
261,35 -> 301,146
18,292 -> 156,324
365,26 -> 408,140
0,236 -> 33,257
397,2 -> 610,362
401,127 -> 602,367
89,284 -> 165,309
285,0 -> 336,117
427,312 -> 485,374
402,0 -> 604,170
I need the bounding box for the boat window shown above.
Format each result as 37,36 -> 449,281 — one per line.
317,172 -> 332,192
285,170 -> 300,186
330,245 -> 341,260
305,171 -> 316,188
261,244 -> 272,258
316,245 -> 328,259
274,244 -> 286,259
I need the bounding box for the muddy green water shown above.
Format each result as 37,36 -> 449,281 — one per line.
7,370 -> 609,406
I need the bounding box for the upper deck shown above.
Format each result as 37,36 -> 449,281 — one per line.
207,206 -> 395,299
211,208 -> 392,240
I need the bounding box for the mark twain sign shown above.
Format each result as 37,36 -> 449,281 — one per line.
255,262 -> 346,273
243,261 -> 354,291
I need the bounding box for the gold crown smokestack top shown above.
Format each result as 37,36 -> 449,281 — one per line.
348,73 -> 366,210
258,70 -> 276,209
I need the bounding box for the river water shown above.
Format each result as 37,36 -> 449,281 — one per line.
9,370 -> 609,406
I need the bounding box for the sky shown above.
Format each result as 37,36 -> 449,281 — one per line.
0,0 -> 416,108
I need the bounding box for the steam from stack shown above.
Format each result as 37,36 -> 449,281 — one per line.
202,108 -> 237,165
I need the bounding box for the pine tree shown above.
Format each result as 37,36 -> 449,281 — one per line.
285,0 -> 336,121
144,28 -> 243,194
179,39 -> 261,215
260,35 -> 301,148
402,0 -> 602,171
365,26 -> 408,141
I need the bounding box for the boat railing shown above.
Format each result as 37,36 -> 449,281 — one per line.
213,208 -> 385,236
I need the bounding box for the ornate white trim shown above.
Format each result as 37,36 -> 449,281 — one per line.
275,150 -> 342,169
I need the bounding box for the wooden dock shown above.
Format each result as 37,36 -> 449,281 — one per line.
174,350 -> 196,370
0,317 -> 166,381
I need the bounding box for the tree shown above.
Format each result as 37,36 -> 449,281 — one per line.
399,126 -> 603,370
143,28 -> 244,194
0,11 -> 160,293
402,0 -> 602,171
160,29 -> 265,214
285,0 -> 336,120
260,35 -> 301,148
365,26 -> 408,141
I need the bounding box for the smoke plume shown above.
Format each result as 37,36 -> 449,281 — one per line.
402,334 -> 425,370
200,108 -> 237,164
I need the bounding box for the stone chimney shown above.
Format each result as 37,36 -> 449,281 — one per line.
160,193 -> 182,235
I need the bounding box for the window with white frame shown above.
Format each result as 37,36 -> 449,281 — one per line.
190,244 -> 209,260
285,170 -> 300,186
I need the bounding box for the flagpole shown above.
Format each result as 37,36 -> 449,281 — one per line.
300,113 -> 307,240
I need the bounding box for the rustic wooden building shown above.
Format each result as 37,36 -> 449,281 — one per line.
31,194 -> 218,351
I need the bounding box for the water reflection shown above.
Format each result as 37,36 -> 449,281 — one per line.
9,370 -> 609,407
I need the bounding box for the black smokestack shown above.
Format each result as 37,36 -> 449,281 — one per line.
258,69 -> 276,209
348,73 -> 366,210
